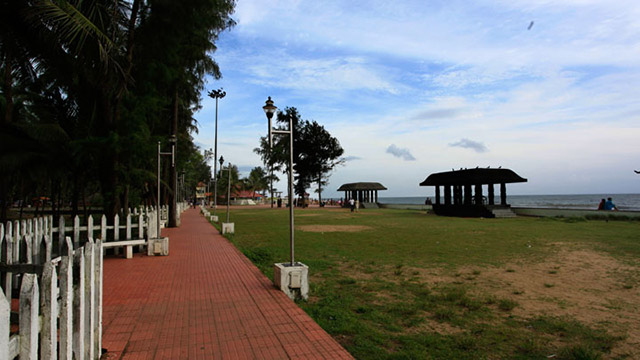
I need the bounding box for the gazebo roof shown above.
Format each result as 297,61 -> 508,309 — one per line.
419,168 -> 527,186
337,182 -> 387,191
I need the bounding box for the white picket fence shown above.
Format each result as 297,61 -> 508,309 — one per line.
0,236 -> 102,359
0,202 -> 188,359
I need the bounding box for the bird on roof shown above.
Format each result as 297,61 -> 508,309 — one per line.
498,166 -> 502,168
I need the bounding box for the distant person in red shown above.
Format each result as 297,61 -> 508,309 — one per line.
597,198 -> 605,210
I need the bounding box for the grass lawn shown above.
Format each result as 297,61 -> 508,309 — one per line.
209,207 -> 640,359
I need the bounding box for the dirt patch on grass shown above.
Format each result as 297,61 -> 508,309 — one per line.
338,245 -> 639,357
298,225 -> 373,232
297,213 -> 321,217
457,245 -> 640,358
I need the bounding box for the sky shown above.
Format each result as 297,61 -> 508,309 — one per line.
193,0 -> 640,198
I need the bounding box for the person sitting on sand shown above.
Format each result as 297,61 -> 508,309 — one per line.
597,198 -> 605,210
604,197 -> 618,211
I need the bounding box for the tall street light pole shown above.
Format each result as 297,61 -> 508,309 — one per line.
264,97 -> 295,266
208,88 -> 226,215
157,141 -> 174,237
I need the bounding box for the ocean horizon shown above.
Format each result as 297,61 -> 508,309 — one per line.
375,193 -> 640,212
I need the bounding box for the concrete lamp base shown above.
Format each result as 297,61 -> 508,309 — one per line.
210,215 -> 218,222
274,262 -> 309,301
221,222 -> 235,234
147,237 -> 169,256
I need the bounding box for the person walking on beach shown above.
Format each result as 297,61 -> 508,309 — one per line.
349,198 -> 355,212
604,197 -> 618,211
597,198 -> 605,210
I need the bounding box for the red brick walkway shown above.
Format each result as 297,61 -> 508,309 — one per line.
102,208 -> 353,359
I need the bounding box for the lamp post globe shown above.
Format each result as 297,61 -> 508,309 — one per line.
263,97 -> 277,208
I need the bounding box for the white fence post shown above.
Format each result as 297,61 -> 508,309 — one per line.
0,295 -> 9,359
100,215 -> 107,242
19,273 -> 39,359
94,239 -> 103,357
58,215 -> 66,256
126,214 -> 132,240
88,215 -> 95,242
113,214 -> 120,255
60,237 -> 74,360
83,239 -> 96,360
73,215 -> 80,249
41,262 -> 58,359
73,246 -> 85,359
1,223 -> 11,303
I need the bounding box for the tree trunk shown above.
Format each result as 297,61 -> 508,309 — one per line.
3,54 -> 13,125
317,175 -> 322,205
71,175 -> 80,218
122,184 -> 130,215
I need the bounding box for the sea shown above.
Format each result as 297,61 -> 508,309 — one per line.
378,194 -> 640,212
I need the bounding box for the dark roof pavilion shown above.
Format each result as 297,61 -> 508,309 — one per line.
337,182 -> 387,191
420,168 -> 526,186
420,168 -> 527,218
337,182 -> 387,206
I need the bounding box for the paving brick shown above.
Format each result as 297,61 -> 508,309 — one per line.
102,208 -> 353,359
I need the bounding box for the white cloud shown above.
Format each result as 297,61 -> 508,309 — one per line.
386,144 -> 416,161
449,139 -> 489,153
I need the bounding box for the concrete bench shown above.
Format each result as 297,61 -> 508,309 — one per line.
102,239 -> 146,259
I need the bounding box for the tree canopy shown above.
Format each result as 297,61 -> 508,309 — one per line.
0,0 -> 236,221
254,107 -> 344,203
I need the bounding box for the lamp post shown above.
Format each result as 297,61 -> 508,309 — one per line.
218,156 -> 235,234
218,156 -> 225,211
208,88 -> 226,216
226,162 -> 231,223
264,97 -> 308,300
157,140 -> 174,237
167,135 -> 178,227
263,97 -> 295,265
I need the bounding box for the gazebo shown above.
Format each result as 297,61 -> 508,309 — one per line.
419,168 -> 527,217
337,182 -> 387,207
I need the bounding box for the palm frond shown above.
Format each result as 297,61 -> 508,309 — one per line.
25,0 -> 115,66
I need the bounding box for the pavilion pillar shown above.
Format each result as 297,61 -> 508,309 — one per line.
474,184 -> 483,205
435,186 -> 441,205
375,191 -> 378,202
488,184 -> 495,205
464,184 -> 472,205
454,186 -> 462,205
444,185 -> 451,205
500,183 -> 507,206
